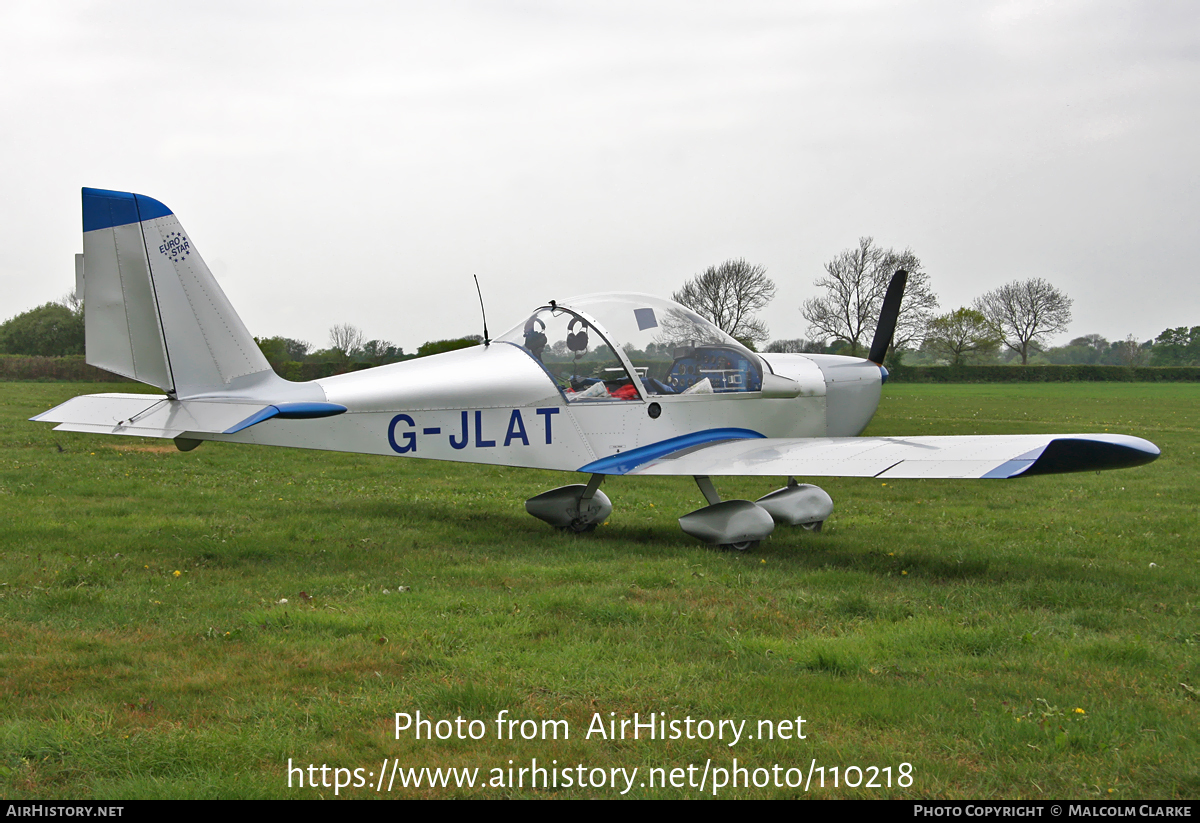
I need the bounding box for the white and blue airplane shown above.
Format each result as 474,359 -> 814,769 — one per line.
34,188 -> 1161,550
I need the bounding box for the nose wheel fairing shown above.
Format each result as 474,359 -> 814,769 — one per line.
525,474 -> 613,532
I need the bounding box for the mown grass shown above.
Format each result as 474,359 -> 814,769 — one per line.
1,382 -> 1196,799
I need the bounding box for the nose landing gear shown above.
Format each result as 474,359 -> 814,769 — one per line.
525,474 -> 612,532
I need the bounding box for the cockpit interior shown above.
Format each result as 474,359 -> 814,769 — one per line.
497,294 -> 765,401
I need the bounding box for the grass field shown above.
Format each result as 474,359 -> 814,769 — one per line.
1,381 -> 1196,799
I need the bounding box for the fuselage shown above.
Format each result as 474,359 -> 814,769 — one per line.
207,335 -> 884,475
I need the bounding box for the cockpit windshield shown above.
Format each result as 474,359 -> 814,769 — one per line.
497,294 -> 765,399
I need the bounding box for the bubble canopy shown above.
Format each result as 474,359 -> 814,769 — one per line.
497,294 -> 767,401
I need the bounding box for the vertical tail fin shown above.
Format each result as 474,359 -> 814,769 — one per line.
81,188 -> 273,398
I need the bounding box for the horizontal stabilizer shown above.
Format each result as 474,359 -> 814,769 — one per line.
32,394 -> 346,439
594,433 -> 1159,479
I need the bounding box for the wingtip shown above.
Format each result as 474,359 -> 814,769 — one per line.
1022,434 -> 1160,477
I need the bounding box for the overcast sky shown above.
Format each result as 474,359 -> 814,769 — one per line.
2,1 -> 1197,353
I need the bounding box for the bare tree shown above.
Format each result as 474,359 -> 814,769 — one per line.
59,289 -> 83,317
801,237 -> 938,358
328,323 -> 365,357
654,307 -> 732,351
974,278 -> 1073,365
672,259 -> 776,346
1110,334 -> 1149,367
923,308 -> 1002,366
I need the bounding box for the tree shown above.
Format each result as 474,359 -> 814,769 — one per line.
1150,326 -> 1200,366
59,289 -> 83,317
974,278 -> 1073,365
801,237 -> 938,358
0,302 -> 85,356
1109,334 -> 1149,367
255,336 -> 287,364
328,323 -> 365,358
1044,342 -> 1098,365
923,308 -> 1002,366
416,337 -> 481,358
256,336 -> 311,365
359,339 -> 406,365
282,338 -> 311,360
1070,334 -> 1108,352
672,259 -> 775,347
765,338 -> 825,354
1043,334 -> 1107,365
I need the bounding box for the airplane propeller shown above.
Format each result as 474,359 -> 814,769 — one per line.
867,269 -> 908,365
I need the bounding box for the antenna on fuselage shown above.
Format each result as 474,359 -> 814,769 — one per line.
473,274 -> 490,347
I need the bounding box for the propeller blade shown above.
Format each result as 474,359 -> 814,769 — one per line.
867,269 -> 908,364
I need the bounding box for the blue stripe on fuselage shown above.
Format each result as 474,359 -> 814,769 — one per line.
578,428 -> 765,475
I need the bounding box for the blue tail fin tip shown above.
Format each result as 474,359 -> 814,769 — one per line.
82,188 -> 173,232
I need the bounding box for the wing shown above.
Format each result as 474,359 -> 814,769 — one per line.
579,433 -> 1160,479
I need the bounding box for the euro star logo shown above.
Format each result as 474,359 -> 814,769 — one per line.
159,231 -> 191,263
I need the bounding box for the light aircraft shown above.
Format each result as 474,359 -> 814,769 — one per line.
34,188 -> 1161,550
